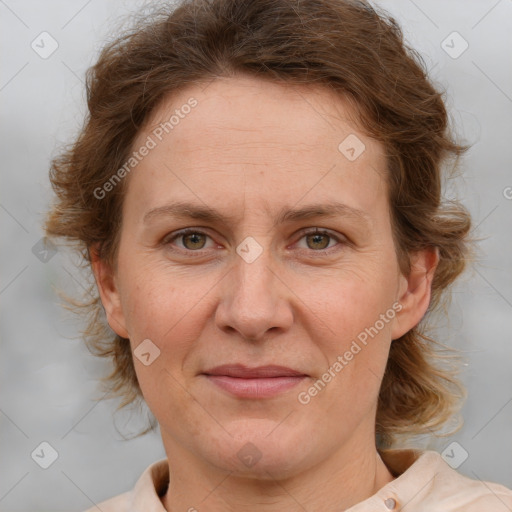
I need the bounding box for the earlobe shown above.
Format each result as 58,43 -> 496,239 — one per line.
90,246 -> 129,339
391,247 -> 439,340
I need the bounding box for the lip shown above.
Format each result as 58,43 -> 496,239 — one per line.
202,364 -> 308,398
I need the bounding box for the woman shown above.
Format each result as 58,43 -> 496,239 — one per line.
45,0 -> 512,510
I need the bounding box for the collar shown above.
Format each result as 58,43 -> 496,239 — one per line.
126,449 -> 508,511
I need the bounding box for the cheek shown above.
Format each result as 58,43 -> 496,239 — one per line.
120,267 -> 205,417
117,250 -> 181,337
304,264 -> 398,395
123,276 -> 196,348
117,256 -> 217,377
307,262 -> 399,340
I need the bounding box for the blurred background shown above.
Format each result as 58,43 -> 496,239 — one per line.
1,0 -> 511,510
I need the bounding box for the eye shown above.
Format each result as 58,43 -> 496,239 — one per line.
295,228 -> 345,252
163,228 -> 215,252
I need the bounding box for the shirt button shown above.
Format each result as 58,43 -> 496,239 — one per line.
384,497 -> 397,510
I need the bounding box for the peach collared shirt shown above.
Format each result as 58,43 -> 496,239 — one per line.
85,449 -> 512,511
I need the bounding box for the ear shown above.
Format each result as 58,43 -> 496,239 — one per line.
90,246 -> 129,339
391,247 -> 439,340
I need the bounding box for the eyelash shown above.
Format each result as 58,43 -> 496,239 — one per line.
162,227 -> 347,256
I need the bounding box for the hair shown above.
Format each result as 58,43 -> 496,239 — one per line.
45,0 -> 472,446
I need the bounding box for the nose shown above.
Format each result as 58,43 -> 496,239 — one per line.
214,243 -> 294,342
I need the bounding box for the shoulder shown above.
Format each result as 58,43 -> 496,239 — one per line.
377,449 -> 512,512
82,458 -> 169,512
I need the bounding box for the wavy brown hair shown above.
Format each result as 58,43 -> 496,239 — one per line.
45,0 -> 472,445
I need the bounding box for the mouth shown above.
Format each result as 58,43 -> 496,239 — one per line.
202,364 -> 308,399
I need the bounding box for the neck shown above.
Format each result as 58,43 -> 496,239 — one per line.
160,438 -> 395,511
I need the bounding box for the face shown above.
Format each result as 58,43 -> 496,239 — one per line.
94,75 -> 435,479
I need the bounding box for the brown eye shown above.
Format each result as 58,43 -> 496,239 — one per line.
163,228 -> 213,253
296,229 -> 344,252
180,232 -> 207,250
305,232 -> 331,250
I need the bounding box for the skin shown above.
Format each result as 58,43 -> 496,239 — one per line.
92,74 -> 438,511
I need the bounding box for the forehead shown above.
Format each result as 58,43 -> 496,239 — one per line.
127,75 -> 388,220
142,75 -> 374,157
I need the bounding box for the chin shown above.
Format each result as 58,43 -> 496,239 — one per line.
202,423 -> 314,479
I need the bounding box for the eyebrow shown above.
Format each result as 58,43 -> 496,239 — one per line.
143,200 -> 370,228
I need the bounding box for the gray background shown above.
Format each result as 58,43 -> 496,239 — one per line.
1,0 -> 511,510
